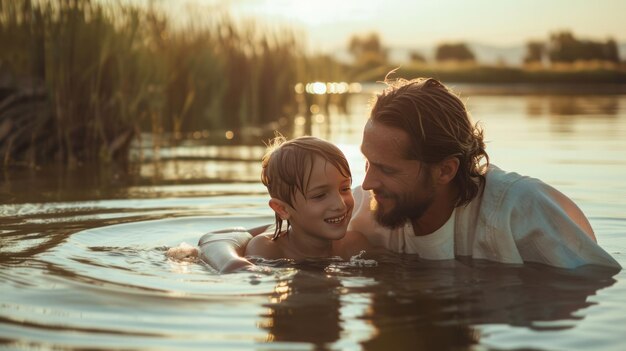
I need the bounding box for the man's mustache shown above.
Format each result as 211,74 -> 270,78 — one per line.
370,189 -> 394,199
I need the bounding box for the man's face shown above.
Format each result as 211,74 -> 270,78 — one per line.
360,120 -> 436,229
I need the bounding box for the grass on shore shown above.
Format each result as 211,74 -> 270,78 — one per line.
355,61 -> 626,84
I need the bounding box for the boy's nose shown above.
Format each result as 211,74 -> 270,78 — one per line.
331,192 -> 348,211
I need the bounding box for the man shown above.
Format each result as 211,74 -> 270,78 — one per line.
349,77 -> 619,269
198,77 -> 620,272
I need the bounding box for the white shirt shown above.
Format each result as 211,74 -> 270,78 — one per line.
348,165 -> 621,269
385,209 -> 456,260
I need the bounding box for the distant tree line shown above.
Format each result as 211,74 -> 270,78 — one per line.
524,31 -> 620,65
348,32 -> 477,72
434,43 -> 475,63
345,30 -> 626,84
348,33 -> 388,74
348,30 -> 621,69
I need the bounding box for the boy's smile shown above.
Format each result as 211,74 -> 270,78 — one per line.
325,213 -> 348,224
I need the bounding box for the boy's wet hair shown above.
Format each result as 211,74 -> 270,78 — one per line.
261,135 -> 352,240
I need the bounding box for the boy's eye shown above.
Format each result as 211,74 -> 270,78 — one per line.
341,186 -> 352,193
310,193 -> 326,199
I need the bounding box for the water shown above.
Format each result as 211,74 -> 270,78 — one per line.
2,87 -> 626,350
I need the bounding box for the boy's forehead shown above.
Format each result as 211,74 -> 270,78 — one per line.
306,156 -> 348,187
308,156 -> 331,180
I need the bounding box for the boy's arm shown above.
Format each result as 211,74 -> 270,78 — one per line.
248,224 -> 272,236
198,230 -> 254,273
207,225 -> 269,236
197,224 -> 272,273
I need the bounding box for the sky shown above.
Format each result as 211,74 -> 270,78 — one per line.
202,0 -> 626,52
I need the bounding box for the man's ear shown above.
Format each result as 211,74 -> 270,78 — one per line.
269,198 -> 291,220
436,157 -> 460,185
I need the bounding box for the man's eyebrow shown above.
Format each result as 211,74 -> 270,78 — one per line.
369,160 -> 395,170
361,147 -> 393,169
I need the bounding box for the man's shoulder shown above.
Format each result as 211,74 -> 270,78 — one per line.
467,164 -> 555,223
485,164 -> 527,186
483,164 -> 548,201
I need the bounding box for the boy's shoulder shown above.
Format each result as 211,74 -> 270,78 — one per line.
333,230 -> 371,259
342,230 -> 369,243
245,233 -> 284,259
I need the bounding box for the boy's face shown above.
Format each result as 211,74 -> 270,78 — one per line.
286,155 -> 354,242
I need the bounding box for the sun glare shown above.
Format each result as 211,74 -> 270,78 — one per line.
234,0 -> 380,26
226,0 -> 626,49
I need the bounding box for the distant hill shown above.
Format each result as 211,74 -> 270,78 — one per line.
332,42 -> 626,66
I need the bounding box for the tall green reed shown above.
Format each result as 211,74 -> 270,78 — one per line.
0,0 -> 346,167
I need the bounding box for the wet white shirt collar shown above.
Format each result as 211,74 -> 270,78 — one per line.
401,208 -> 456,260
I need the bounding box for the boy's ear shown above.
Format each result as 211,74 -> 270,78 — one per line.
435,156 -> 460,185
269,198 -> 290,220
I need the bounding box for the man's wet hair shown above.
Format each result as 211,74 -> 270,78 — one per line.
370,76 -> 489,206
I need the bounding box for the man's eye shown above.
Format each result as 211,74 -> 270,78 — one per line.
381,167 -> 395,174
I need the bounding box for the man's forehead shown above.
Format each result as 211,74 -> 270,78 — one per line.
361,121 -> 410,157
364,120 -> 409,138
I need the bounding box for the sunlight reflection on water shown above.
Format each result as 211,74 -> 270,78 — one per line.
1,89 -> 626,350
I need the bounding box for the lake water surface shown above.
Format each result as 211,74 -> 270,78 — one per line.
1,86 -> 626,350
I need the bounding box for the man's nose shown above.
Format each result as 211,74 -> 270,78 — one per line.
362,167 -> 377,191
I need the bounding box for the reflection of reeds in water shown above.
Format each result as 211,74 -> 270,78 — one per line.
0,0 -> 346,167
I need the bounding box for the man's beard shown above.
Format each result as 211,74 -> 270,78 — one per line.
371,178 -> 435,230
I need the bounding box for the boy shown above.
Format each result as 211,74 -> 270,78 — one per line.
193,136 -> 370,272
244,135 -> 370,261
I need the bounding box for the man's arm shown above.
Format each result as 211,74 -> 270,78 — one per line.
506,178 -> 620,269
